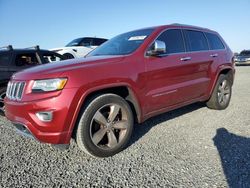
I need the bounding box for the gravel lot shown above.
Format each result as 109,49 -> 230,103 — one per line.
0,66 -> 249,187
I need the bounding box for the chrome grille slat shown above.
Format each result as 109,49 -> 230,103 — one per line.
10,83 -> 15,99
13,83 -> 18,99
18,83 -> 25,99
16,83 -> 21,99
6,81 -> 25,101
9,82 -> 13,98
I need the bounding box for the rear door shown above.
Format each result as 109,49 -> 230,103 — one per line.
205,32 -> 227,65
181,29 -> 213,100
8,52 -> 40,74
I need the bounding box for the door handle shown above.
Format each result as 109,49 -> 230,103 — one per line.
210,53 -> 218,57
180,57 -> 191,61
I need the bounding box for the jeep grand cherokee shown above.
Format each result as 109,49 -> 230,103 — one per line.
5,24 -> 235,157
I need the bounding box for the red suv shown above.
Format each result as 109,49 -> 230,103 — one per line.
5,24 -> 235,157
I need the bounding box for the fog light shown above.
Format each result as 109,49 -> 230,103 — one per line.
36,111 -> 53,122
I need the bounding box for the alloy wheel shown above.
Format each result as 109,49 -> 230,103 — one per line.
217,80 -> 231,106
90,103 -> 128,149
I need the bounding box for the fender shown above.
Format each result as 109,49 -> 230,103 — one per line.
64,82 -> 142,143
208,64 -> 235,97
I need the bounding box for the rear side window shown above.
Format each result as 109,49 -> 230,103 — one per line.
0,53 -> 11,66
15,53 -> 39,66
157,29 -> 185,54
184,30 -> 209,52
93,38 -> 107,46
206,33 -> 225,50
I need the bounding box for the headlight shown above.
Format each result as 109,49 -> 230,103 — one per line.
32,78 -> 67,92
246,58 -> 250,61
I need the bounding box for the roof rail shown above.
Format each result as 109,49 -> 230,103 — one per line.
0,45 -> 13,50
170,23 -> 210,30
25,45 -> 40,50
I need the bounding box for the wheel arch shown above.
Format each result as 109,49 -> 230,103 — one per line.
209,65 -> 235,97
82,86 -> 141,122
68,84 -> 142,141
219,68 -> 234,85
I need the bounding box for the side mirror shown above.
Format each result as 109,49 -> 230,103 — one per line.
147,40 -> 166,56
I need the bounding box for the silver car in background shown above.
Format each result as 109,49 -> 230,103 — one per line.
235,50 -> 250,65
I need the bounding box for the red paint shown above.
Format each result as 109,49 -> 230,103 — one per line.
4,25 -> 235,145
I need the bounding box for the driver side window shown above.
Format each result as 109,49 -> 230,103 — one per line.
157,29 -> 185,54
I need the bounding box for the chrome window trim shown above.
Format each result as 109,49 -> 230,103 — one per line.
144,27 -> 227,58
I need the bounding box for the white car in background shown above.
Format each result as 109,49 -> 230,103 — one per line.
50,37 -> 107,59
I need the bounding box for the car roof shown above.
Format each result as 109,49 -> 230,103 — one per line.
169,23 -> 211,30
136,23 -> 215,32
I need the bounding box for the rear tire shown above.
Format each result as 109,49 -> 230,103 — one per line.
76,94 -> 134,158
0,87 -> 7,116
206,74 -> 232,110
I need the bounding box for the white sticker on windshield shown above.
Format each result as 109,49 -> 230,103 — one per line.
128,36 -> 147,41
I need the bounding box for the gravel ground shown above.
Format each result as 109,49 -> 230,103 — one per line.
0,66 -> 249,187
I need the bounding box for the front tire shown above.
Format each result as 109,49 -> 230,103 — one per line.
0,87 -> 6,116
76,94 -> 134,158
206,74 -> 232,110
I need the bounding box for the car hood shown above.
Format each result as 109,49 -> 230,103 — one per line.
13,55 -> 126,80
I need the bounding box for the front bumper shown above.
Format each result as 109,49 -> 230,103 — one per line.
5,88 -> 79,144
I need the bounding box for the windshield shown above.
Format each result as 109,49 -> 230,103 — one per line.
240,50 -> 250,56
66,38 -> 82,47
88,28 -> 154,56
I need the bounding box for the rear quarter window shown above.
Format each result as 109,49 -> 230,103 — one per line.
184,30 -> 209,52
206,33 -> 225,50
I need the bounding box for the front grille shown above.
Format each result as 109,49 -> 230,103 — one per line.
6,81 -> 25,100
